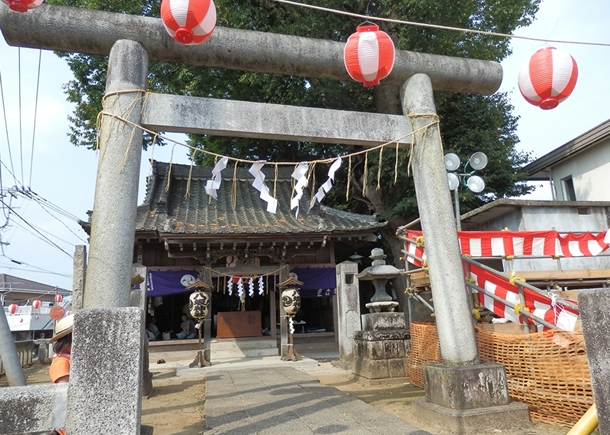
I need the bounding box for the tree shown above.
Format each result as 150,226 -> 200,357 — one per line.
49,0 -> 538,224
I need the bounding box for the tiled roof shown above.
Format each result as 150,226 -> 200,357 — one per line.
136,161 -> 385,236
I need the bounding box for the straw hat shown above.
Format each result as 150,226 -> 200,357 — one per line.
49,314 -> 74,342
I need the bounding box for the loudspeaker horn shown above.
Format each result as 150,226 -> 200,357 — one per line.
469,152 -> 488,170
466,175 -> 485,193
447,172 -> 460,191
444,153 -> 461,171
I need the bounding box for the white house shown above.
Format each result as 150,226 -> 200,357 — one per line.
1,274 -> 72,340
524,119 -> 610,201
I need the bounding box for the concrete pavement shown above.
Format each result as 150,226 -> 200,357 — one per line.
202,366 -> 433,435
151,350 -> 434,435
148,346 -> 434,434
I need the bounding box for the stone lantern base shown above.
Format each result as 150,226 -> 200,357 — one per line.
352,312 -> 410,386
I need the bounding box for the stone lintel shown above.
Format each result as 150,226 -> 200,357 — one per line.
412,398 -> 532,433
423,362 -> 510,410
142,93 -> 413,147
362,312 -> 407,331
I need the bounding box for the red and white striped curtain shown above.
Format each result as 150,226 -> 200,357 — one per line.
468,263 -> 580,331
401,229 -> 609,331
404,229 -> 610,267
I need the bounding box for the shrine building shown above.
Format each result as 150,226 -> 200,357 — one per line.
129,160 -> 385,352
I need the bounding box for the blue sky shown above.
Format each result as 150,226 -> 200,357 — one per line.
0,0 -> 608,291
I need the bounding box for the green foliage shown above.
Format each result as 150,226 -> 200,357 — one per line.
48,0 -> 540,219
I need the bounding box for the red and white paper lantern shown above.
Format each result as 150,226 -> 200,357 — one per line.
65,310 -> 72,317
344,24 -> 395,87
55,294 -> 63,303
8,303 -> 18,314
1,0 -> 43,13
518,47 -> 578,110
32,299 -> 41,309
161,0 -> 216,45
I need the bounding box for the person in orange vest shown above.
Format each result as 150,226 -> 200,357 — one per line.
49,314 -> 73,435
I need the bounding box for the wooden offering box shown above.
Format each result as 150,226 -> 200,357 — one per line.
217,311 -> 262,338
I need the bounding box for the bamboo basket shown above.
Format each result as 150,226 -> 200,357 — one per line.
405,322 -> 593,427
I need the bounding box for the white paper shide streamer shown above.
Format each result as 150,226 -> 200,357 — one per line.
310,157 -> 342,209
258,276 -> 264,295
289,317 -> 295,334
237,279 -> 244,298
248,277 -> 254,296
205,156 -> 229,199
291,163 -> 309,217
227,277 -> 233,296
249,163 -> 278,213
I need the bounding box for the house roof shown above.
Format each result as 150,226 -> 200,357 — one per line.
135,161 -> 386,237
524,119 -> 610,180
0,273 -> 71,303
459,198 -> 610,231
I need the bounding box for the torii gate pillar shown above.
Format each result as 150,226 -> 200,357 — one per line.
70,40 -> 147,434
401,74 -> 531,432
83,39 -> 148,309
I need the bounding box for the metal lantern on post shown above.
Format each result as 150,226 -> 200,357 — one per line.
277,273 -> 303,362
1,0 -> 44,13
518,47 -> 578,110
161,0 -> 217,45
187,277 -> 213,368
344,24 -> 395,87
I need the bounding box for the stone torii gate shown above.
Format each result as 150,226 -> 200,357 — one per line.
0,4 -> 529,433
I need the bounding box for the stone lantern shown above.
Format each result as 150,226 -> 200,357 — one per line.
356,247 -> 402,313
353,248 -> 410,385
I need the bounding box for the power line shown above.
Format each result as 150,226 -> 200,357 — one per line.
18,47 -> 24,186
0,198 -> 72,258
9,216 -> 80,249
0,70 -> 17,186
17,187 -> 84,223
30,198 -> 88,243
29,49 -> 42,188
269,0 -> 610,48
0,257 -> 73,278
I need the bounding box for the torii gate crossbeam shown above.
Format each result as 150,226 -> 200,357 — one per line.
0,4 -> 502,95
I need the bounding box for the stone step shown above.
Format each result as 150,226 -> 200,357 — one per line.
212,347 -> 279,359
211,339 -> 277,352
211,339 -> 278,358
149,338 -> 279,361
